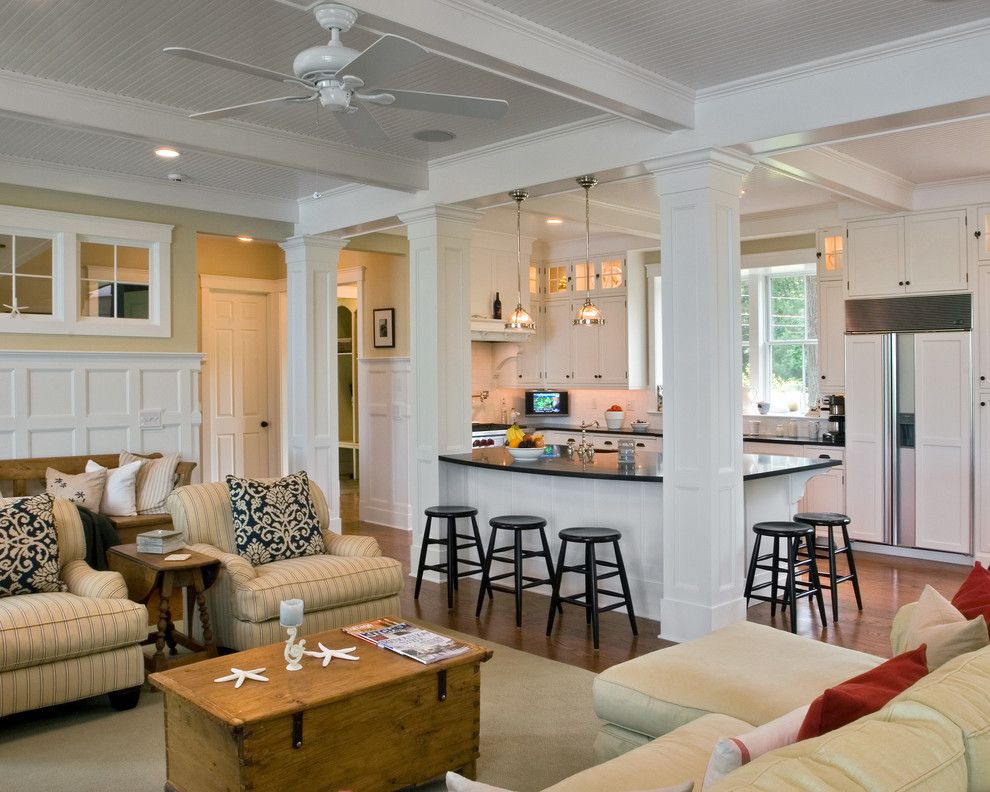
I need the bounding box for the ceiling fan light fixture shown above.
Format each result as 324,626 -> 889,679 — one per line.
413,129 -> 456,142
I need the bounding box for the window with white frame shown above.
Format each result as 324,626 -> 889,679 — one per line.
0,205 -> 171,336
742,264 -> 819,413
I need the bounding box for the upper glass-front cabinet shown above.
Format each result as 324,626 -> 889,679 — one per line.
816,227 -> 845,281
545,257 -> 626,297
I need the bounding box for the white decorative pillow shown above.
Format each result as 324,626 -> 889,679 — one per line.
85,459 -> 144,516
45,467 -> 106,511
119,451 -> 180,514
445,774 -> 692,792
702,705 -> 809,789
903,584 -> 989,670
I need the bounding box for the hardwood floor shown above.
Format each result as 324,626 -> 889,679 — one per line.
340,480 -> 972,673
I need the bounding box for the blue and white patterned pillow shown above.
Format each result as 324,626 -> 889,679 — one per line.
226,472 -> 326,566
0,494 -> 67,597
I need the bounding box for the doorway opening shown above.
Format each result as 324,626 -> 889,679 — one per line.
337,279 -> 360,522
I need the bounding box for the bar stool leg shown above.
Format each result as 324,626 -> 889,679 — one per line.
843,525 -> 864,611
827,526 -> 839,622
807,533 -> 828,625
414,515 -> 433,600
546,541 -> 568,636
588,542 -> 601,650
513,530 -> 524,628
770,535 -> 781,618
475,527 -> 499,617
613,540 -> 638,636
537,528 -> 562,614
785,536 -> 798,634
471,514 -> 493,599
744,533 -> 760,606
445,516 -> 457,609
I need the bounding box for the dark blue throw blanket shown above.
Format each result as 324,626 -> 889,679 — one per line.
75,505 -> 120,571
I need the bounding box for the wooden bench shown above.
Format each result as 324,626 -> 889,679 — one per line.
0,453 -> 197,544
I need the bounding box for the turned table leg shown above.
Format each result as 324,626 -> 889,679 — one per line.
194,572 -> 217,657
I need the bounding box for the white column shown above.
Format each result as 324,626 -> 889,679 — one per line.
645,148 -> 755,642
279,235 -> 347,533
399,205 -> 479,550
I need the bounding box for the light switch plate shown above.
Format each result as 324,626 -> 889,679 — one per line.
139,408 -> 163,429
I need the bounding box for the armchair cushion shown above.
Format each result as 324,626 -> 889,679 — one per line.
227,472 -> 326,565
0,493 -> 67,596
232,554 -> 405,623
0,590 -> 148,672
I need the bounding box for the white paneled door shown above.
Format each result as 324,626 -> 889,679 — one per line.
202,277 -> 282,482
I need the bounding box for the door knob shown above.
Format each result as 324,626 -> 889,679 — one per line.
260,421 -> 270,428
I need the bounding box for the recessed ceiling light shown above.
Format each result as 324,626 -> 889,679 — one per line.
740,189 -> 746,195
545,217 -> 564,225
412,129 -> 456,143
154,147 -> 181,159
237,235 -> 254,243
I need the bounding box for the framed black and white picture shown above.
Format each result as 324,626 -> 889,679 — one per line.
373,308 -> 395,348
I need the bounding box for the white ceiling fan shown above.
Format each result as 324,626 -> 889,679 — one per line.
163,3 -> 508,145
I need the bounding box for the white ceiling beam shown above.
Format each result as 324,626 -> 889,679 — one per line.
760,148 -> 915,212
343,0 -> 695,131
0,70 -> 427,193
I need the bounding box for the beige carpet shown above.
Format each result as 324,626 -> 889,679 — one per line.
0,633 -> 601,792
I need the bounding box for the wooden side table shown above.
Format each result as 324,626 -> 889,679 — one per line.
107,543 -> 221,673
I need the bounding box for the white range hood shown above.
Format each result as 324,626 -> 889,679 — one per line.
470,318 -> 535,343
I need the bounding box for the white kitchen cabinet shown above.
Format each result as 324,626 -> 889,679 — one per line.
817,279 -> 845,391
514,315 -> 544,387
976,205 -> 990,263
976,266 -> 990,390
544,300 -> 574,384
847,210 -> 968,298
598,295 -> 629,384
816,227 -> 845,282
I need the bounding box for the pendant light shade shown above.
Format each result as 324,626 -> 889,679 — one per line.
506,188 -> 535,331
574,174 -> 605,326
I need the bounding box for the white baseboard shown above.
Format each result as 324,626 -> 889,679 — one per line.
360,501 -> 412,531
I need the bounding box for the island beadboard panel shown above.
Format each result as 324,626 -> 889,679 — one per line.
0,350 -> 202,470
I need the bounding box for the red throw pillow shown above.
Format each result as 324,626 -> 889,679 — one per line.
951,562 -> 990,626
797,645 -> 929,740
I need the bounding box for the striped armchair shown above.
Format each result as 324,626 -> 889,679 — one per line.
0,498 -> 148,717
166,481 -> 404,651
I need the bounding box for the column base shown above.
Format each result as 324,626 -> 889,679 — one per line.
658,595 -> 747,643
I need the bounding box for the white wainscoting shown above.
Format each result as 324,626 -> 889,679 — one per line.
0,350 -> 202,474
358,357 -> 411,530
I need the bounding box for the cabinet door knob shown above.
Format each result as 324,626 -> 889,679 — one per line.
821,374 -> 826,380
636,442 -> 645,447
260,421 -> 270,428
981,376 -> 986,381
898,281 -> 904,286
905,280 -> 911,286
819,454 -> 831,459
982,401 -> 987,407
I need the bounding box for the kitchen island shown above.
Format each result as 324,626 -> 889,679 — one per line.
438,446 -> 840,622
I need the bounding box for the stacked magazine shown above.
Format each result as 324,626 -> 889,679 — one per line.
344,618 -> 471,665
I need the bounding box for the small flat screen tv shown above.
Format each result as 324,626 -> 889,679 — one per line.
524,390 -> 569,417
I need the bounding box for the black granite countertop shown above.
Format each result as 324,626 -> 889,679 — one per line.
523,424 -> 843,447
439,446 -> 841,483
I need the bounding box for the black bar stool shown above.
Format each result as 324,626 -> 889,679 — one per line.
793,511 -> 863,621
744,521 -> 827,633
476,515 -> 557,628
546,527 -> 637,650
414,506 -> 490,609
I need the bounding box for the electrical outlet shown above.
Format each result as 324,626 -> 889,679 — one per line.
625,400 -> 634,410
138,408 -> 163,430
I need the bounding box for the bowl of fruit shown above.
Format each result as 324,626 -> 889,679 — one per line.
505,424 -> 546,461
604,404 -> 625,430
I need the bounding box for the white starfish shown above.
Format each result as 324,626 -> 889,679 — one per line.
3,299 -> 27,317
213,667 -> 269,688
303,643 -> 360,667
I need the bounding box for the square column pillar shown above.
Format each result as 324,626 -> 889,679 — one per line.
399,205 -> 480,545
279,235 -> 347,533
645,148 -> 755,642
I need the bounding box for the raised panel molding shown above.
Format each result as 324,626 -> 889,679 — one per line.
0,350 -> 202,474
359,357 -> 411,530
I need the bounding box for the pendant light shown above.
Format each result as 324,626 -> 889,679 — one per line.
505,188 -> 536,331
573,174 -> 605,326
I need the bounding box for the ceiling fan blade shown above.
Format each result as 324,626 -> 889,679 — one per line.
380,89 -> 508,119
335,105 -> 389,147
190,95 -> 315,121
337,34 -> 430,89
163,47 -> 312,90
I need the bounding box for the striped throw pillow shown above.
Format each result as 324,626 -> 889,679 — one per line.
120,451 -> 180,514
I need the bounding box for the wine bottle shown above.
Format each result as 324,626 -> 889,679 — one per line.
493,291 -> 502,319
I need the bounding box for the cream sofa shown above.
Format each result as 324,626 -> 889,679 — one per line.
0,497 -> 148,717
166,481 -> 404,650
543,618 -> 990,791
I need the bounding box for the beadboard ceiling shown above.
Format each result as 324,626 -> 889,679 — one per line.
0,0 -> 986,221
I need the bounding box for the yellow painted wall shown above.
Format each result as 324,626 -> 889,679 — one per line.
197,235 -> 286,281
340,249 -> 409,358
0,183 -> 292,352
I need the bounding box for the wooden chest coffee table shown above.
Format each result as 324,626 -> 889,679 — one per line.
149,624 -> 492,792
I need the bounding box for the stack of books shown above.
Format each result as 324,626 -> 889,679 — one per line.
137,529 -> 185,555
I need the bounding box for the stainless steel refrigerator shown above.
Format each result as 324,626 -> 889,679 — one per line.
844,294 -> 972,554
